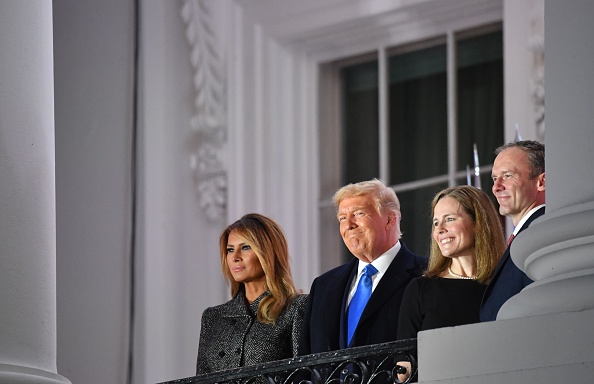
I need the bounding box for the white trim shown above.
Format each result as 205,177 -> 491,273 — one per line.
292,1 -> 502,62
378,46 -> 389,183
254,24 -> 265,211
227,2 -> 245,219
300,53 -> 323,284
447,30 -> 458,187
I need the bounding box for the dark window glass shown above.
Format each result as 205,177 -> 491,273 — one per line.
389,44 -> 448,184
336,27 -> 504,263
457,30 -> 504,171
398,183 -> 448,258
341,60 -> 379,184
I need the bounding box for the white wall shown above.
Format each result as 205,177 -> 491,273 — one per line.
55,1 -> 228,383
54,0 -> 134,383
225,5 -> 321,293
503,0 -> 545,143
136,1 -> 227,382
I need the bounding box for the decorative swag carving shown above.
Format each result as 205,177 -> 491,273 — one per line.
180,0 -> 227,221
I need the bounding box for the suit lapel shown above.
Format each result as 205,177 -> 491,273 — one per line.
517,206 -> 545,235
492,206 -> 545,278
356,244 -> 415,328
338,261 -> 358,349
483,206 -> 545,300
484,247 -> 510,299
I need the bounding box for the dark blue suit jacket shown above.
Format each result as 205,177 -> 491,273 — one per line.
479,206 -> 545,322
298,242 -> 425,355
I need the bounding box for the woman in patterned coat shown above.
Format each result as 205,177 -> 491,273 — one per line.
196,213 -> 307,375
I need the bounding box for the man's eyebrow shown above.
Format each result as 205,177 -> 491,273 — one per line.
341,205 -> 364,211
337,206 -> 364,218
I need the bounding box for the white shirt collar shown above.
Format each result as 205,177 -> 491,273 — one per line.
513,204 -> 545,235
348,241 -> 401,306
356,241 -> 401,276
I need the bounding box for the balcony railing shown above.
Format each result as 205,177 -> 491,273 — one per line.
158,339 -> 417,384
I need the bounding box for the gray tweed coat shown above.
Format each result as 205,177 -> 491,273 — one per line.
196,290 -> 308,375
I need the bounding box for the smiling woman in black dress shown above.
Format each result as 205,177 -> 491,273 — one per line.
396,186 -> 505,381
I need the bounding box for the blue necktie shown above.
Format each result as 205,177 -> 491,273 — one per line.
347,264 -> 378,345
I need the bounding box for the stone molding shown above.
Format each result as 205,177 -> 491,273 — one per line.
499,201 -> 594,319
180,0 -> 227,221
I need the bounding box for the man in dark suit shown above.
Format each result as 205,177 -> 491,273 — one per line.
298,179 -> 425,355
480,140 -> 545,322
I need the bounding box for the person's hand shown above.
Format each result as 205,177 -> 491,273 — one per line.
394,361 -> 411,383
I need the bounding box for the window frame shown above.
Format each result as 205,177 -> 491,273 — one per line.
320,23 -> 503,261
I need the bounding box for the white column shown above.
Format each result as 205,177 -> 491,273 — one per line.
0,1 -> 70,383
498,0 -> 594,320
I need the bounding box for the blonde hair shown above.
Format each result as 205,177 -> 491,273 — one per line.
219,213 -> 297,324
332,179 -> 401,237
426,186 -> 505,284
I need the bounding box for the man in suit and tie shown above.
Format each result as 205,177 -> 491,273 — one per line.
298,179 -> 425,355
480,140 -> 545,322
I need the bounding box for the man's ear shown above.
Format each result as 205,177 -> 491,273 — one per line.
386,211 -> 397,229
537,172 -> 545,191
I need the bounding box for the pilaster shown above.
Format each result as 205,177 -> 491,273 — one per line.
0,1 -> 70,383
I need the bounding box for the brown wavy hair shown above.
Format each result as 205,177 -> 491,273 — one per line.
425,186 -> 505,284
219,213 -> 297,324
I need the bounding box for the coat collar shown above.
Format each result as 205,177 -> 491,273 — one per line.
218,289 -> 270,318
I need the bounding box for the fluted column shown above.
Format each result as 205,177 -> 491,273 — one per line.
499,0 -> 594,320
0,1 -> 70,383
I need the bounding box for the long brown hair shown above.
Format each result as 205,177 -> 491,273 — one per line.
219,213 -> 297,324
426,186 -> 505,284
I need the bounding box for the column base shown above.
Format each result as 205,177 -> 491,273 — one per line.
499,201 -> 594,319
0,364 -> 70,384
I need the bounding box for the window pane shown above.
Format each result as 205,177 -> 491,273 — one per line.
397,183 -> 448,258
457,30 -> 504,171
341,60 -> 379,184
458,172 -> 494,194
389,44 -> 448,184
